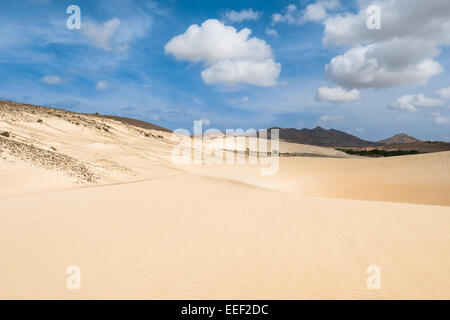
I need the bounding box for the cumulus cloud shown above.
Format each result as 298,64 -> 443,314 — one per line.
316,86 -> 360,103
165,19 -> 280,87
437,87 -> 450,99
391,94 -> 444,112
201,58 -> 280,87
82,18 -> 121,51
41,75 -> 65,85
95,80 -> 109,91
272,1 -> 339,25
303,0 -> 339,22
318,114 -> 346,122
322,0 -> 450,89
325,44 -> 443,89
165,19 -> 272,64
323,0 -> 450,46
221,9 -> 262,24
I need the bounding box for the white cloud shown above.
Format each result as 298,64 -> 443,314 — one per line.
265,28 -> 278,37
391,94 -> 444,112
165,19 -> 280,87
221,9 -> 262,24
77,11 -> 153,52
82,18 -> 121,51
41,75 -> 64,85
318,114 -> 346,122
316,86 -> 360,103
165,19 -> 272,64
437,87 -> 450,99
272,1 -> 339,25
325,43 -> 443,89
323,0 -> 450,46
322,0 -> 450,89
272,4 -> 298,24
432,112 -> 449,125
95,80 -> 109,91
201,58 -> 280,87
303,0 -> 339,22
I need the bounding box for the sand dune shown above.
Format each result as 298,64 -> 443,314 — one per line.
1,170 -> 449,299
183,152 -> 450,206
0,101 -> 449,299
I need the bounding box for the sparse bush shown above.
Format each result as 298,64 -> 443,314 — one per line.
103,127 -> 109,132
336,148 -> 420,157
145,133 -> 150,137
51,146 -> 57,151
37,119 -> 43,123
0,131 -> 9,138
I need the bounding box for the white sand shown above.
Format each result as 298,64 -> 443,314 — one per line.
0,103 -> 449,299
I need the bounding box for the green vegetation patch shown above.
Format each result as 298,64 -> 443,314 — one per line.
337,148 -> 420,157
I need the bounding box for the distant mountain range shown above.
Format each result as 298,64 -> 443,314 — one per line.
268,126 -> 382,148
266,126 -> 450,153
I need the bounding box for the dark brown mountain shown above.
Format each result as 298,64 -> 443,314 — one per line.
378,134 -> 450,153
378,133 -> 421,145
267,126 -> 382,148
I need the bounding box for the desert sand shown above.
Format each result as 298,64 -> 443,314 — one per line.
1,101 -> 449,299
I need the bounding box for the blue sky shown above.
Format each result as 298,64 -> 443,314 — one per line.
0,0 -> 449,141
